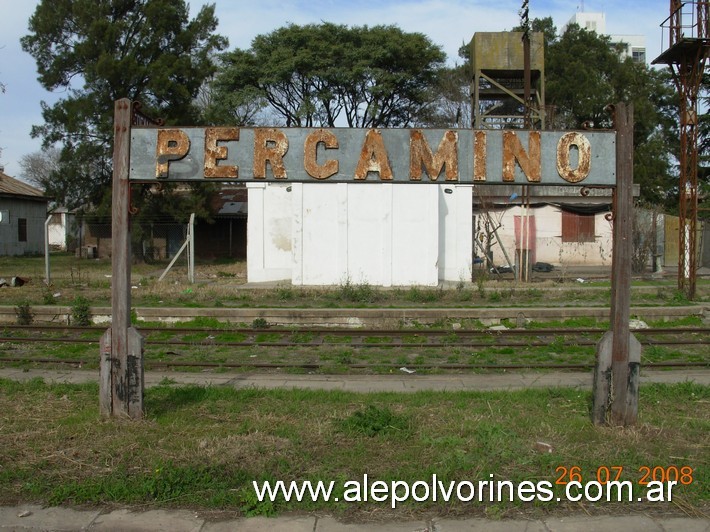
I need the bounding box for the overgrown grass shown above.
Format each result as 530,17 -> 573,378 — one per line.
0,378 -> 707,518
334,277 -> 381,304
2,254 -> 709,309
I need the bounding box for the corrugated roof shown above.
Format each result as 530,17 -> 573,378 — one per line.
211,186 -> 248,217
0,171 -> 47,200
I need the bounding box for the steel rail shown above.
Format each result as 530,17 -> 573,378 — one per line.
2,337 -> 708,348
2,324 -> 709,335
1,324 -> 708,350
0,324 -> 710,336
0,356 -> 707,371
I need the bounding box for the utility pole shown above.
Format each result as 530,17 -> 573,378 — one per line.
520,0 -> 532,282
100,99 -> 164,419
592,103 -> 640,426
100,99 -> 144,419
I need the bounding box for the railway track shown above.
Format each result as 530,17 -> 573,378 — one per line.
1,323 -> 709,344
1,323 -> 707,371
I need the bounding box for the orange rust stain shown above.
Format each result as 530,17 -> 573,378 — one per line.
253,128 -> 289,179
502,131 -> 541,182
204,127 -> 239,179
155,129 -> 190,178
409,130 -> 458,181
556,132 -> 591,183
354,129 -> 393,180
304,129 -> 339,180
474,130 -> 487,182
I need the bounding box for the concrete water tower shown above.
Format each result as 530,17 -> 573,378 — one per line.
470,31 -> 546,129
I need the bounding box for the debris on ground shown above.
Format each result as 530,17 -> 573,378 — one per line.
532,262 -> 554,272
0,276 -> 30,287
533,441 -> 554,453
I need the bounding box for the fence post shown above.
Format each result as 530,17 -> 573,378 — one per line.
188,213 -> 195,284
44,215 -> 51,285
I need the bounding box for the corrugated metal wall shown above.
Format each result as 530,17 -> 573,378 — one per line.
0,198 -> 47,256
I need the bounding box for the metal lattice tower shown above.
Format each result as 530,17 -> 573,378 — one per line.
653,1 -> 709,300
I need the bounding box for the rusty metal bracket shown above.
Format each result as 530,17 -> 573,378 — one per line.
580,185 -> 612,197
131,101 -> 165,127
605,185 -> 617,223
128,184 -> 139,216
601,102 -> 619,225
578,105 -> 619,132
579,184 -> 615,221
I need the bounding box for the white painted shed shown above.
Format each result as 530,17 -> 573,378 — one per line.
247,183 -> 473,286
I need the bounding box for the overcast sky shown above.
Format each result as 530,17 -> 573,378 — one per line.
0,0 -> 671,180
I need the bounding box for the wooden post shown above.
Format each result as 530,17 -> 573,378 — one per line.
188,212 -> 195,284
592,102 -> 640,426
100,99 -> 144,419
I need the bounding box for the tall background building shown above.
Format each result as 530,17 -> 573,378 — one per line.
562,10 -> 647,63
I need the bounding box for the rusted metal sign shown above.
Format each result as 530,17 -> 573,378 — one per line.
129,127 -> 616,186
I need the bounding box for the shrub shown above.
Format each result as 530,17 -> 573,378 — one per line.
337,276 -> 379,304
252,317 -> 269,329
15,300 -> 34,325
71,296 -> 92,326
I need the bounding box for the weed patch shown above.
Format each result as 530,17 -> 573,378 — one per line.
337,405 -> 412,438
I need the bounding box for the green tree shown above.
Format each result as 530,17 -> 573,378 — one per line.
651,65 -> 709,213
210,23 -> 446,128
19,148 -> 61,207
21,0 -> 227,209
527,16 -> 558,46
544,23 -> 626,129
414,62 -> 472,128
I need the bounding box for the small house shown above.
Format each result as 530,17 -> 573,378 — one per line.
0,169 -> 48,256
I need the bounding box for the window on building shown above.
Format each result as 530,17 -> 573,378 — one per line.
18,218 -> 27,242
632,48 -> 646,63
561,211 -> 595,243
